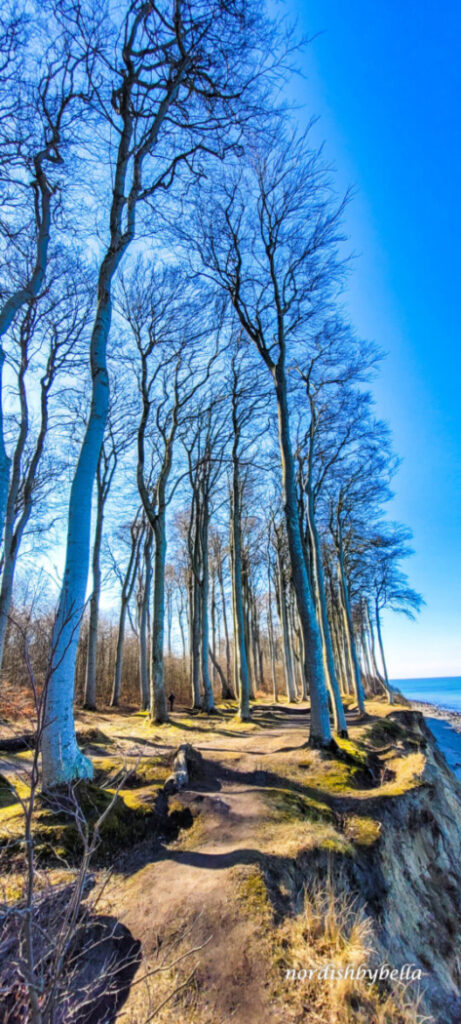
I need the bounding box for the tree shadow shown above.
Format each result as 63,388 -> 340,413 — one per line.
73,916 -> 141,1024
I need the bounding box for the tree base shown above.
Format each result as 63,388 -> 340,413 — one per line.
150,713 -> 169,725
42,746 -> 93,791
308,734 -> 338,753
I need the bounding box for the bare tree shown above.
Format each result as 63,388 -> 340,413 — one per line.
183,396 -> 228,713
110,514 -> 144,708
194,133 -> 348,745
83,385 -> 132,709
0,264 -> 91,672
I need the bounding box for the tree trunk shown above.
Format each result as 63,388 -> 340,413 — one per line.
41,254 -> 125,786
83,476 -> 105,710
365,600 -> 385,688
273,366 -> 332,745
151,512 -> 169,723
275,539 -> 297,702
337,534 -> 366,714
110,522 -> 141,708
139,531 -> 152,710
231,464 -> 251,721
217,559 -> 233,698
199,505 -> 215,713
111,600 -> 128,708
211,571 -> 217,687
191,573 -> 202,709
242,565 -> 255,700
375,601 -> 394,704
307,495 -> 348,736
267,553 -> 278,702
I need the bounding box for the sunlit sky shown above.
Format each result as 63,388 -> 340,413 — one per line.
284,0 -> 461,677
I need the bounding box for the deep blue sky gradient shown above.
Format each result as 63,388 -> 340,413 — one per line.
284,0 -> 461,675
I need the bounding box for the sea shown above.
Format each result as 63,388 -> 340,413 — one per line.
391,677 -> 461,714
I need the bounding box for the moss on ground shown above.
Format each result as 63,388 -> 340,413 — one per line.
263,787 -> 334,826
0,773 -> 17,808
366,718 -> 407,747
234,864 -> 272,918
334,737 -> 370,767
0,777 -> 166,867
93,755 -> 171,789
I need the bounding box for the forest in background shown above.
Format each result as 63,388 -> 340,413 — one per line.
0,0 -> 424,791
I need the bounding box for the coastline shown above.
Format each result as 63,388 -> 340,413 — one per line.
408,698 -> 461,780
408,699 -> 461,733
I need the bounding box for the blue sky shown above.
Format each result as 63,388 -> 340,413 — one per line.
284,0 -> 461,677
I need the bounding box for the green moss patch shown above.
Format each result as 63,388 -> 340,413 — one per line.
0,773 -> 18,809
0,779 -> 166,867
263,787 -> 334,826
234,864 -> 272,917
93,755 -> 171,790
334,737 -> 370,768
366,719 -> 407,747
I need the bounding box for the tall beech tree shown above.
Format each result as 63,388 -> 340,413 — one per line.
183,398 -> 228,713
83,389 -> 131,710
365,526 -> 424,702
125,266 -> 217,723
41,0 -> 278,786
110,513 -> 144,708
194,134 -> 348,746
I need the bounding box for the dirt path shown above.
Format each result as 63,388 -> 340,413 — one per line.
103,705 -> 317,1023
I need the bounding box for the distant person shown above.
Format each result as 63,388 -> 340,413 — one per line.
168,693 -> 175,713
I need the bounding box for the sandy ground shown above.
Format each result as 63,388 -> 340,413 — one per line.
410,701 -> 461,780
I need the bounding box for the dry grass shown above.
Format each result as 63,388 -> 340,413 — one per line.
274,878 -> 433,1024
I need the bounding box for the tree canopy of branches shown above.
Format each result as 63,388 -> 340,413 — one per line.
0,1 -> 423,790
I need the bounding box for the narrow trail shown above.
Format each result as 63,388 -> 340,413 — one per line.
113,707 -> 309,924
96,701 -> 378,1023
105,705 -> 319,1022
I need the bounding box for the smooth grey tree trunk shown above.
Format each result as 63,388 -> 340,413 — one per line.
41,190 -> 129,785
365,599 -> 386,690
266,550 -> 278,702
151,513 -> 169,722
273,367 -> 332,745
275,540 -> 297,702
231,462 -> 251,721
191,573 -> 202,709
111,603 -> 128,708
217,559 -> 233,698
199,506 -> 215,713
307,496 -> 348,736
336,537 -> 366,714
138,531 -> 152,710
83,471 -> 105,710
375,601 -> 394,704
110,524 -> 141,707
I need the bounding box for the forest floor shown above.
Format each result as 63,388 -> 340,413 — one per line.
0,697 -> 453,1023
